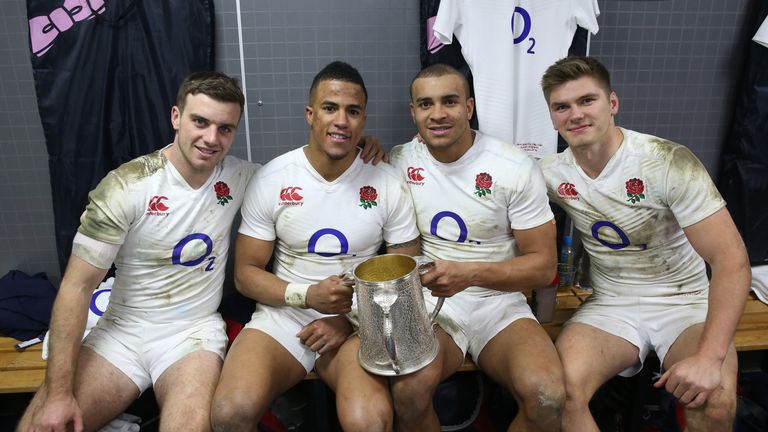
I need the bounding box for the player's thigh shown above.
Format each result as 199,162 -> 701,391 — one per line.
663,323 -> 738,401
73,347 -> 142,431
317,336 -> 393,419
477,318 -> 562,393
153,349 -> 222,416
556,323 -> 640,395
17,349 -> 138,432
215,328 -> 307,405
390,328 -> 464,394
662,323 -> 708,369
317,335 -> 388,394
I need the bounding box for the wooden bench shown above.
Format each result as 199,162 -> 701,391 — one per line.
2,288 -> 767,393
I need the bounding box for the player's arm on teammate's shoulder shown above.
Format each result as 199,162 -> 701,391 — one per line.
357,135 -> 389,164
385,236 -> 421,257
683,208 -> 751,360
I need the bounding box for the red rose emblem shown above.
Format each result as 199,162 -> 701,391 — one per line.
625,178 -> 645,204
557,182 -> 578,197
474,172 -> 493,197
359,186 -> 378,209
475,173 -> 493,189
214,181 -> 233,206
215,182 -> 230,197
625,178 -> 644,195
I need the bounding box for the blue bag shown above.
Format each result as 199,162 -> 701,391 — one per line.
0,270 -> 57,341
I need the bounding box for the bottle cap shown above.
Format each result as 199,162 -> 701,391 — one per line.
563,235 -> 572,247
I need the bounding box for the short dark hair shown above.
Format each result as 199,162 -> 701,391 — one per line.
309,61 -> 368,105
541,56 -> 612,103
176,71 -> 245,115
410,64 -> 471,101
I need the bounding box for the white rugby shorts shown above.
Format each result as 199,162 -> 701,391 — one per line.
566,292 -> 708,376
82,312 -> 227,392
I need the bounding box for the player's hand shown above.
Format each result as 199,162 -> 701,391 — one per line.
297,315 -> 353,355
419,260 -> 473,297
28,391 -> 84,432
306,276 -> 354,314
653,353 -> 723,408
357,135 -> 389,165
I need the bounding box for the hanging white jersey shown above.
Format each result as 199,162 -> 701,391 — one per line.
75,148 -> 258,322
539,128 -> 726,297
390,131 -> 553,297
754,16 -> 768,48
239,147 -> 419,317
433,0 -> 600,157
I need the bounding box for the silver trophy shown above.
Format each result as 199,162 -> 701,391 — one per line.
347,254 -> 443,376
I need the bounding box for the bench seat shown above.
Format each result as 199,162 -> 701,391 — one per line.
2,288 -> 767,393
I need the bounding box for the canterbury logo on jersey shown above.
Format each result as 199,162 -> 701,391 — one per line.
406,167 -> 425,185
146,196 -> 170,216
279,186 -> 304,206
557,182 -> 579,200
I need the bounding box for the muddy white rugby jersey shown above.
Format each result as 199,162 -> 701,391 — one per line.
390,131 -> 553,297
239,147 -> 418,319
539,128 -> 725,297
75,148 -> 258,321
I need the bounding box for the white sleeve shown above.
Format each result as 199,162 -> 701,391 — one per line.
573,0 -> 600,35
507,158 -> 555,230
754,16 -> 768,48
433,0 -> 460,44
78,171 -> 135,245
383,179 -> 419,246
238,172 -> 277,241
664,146 -> 725,228
71,232 -> 120,270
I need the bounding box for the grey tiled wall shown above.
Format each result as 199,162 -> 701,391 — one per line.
591,0 -> 752,173
0,0 -> 755,280
0,0 -> 59,282
214,0 -> 421,165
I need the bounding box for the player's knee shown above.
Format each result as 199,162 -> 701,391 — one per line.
517,375 -> 566,425
210,392 -> 262,432
163,408 -> 212,432
392,387 -> 434,420
339,401 -> 393,432
391,375 -> 438,421
685,391 -> 736,431
561,366 -> 593,407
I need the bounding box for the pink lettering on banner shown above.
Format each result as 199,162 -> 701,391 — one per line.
29,0 -> 107,57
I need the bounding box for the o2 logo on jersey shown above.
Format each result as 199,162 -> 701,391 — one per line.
89,288 -> 111,317
591,221 -> 647,251
430,211 -> 481,245
172,233 -> 217,271
308,228 -> 351,257
510,7 -> 535,54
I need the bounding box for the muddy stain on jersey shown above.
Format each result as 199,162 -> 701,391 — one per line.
80,151 -> 167,242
